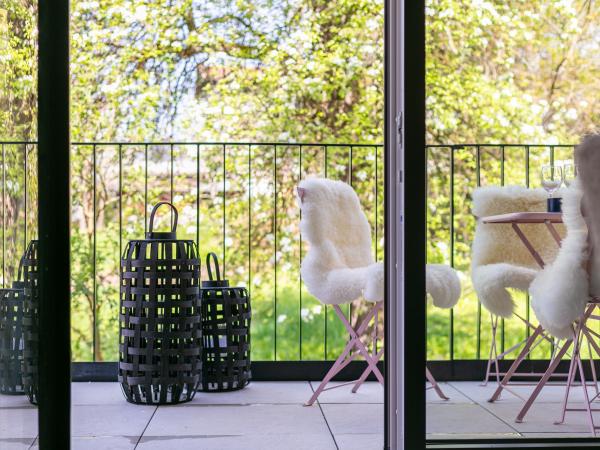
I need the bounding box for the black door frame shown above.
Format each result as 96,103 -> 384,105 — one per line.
38,0 -> 71,448
383,2 -> 600,449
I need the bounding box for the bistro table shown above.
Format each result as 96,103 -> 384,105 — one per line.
482,211 -> 600,435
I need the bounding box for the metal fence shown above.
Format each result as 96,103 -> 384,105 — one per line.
0,141 -> 384,362
3,140 -> 577,365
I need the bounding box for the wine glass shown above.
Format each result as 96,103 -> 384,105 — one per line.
563,162 -> 577,187
541,164 -> 563,198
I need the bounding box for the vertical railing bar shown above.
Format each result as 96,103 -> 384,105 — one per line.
500,145 -> 505,354
299,144 -> 303,361
248,144 -> 252,314
2,144 -> 4,287
449,146 -> 455,362
274,144 -> 278,361
525,145 -> 531,355
118,144 -> 122,267
222,144 -> 226,278
476,145 -> 481,360
196,144 -> 200,250
23,144 -> 27,252
373,145 -> 378,354
170,143 -> 174,227
549,145 -> 555,359
324,145 -> 328,360
349,145 -> 354,339
92,144 -> 97,362
144,144 -> 148,233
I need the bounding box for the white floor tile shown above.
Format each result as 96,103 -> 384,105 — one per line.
71,383 -> 125,405
71,404 -> 156,437
426,383 -> 473,404
29,436 -> 137,450
0,409 -> 38,438
481,401 -> 600,434
0,438 -> 36,450
137,433 -> 336,450
144,404 -> 330,437
426,403 -> 516,434
192,382 -> 313,405
449,381 -> 597,404
0,395 -> 33,408
310,381 -> 383,404
320,404 -> 383,435
335,433 -> 384,450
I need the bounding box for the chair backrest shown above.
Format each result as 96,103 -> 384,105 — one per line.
472,186 -> 563,271
576,135 -> 600,296
298,178 -> 374,272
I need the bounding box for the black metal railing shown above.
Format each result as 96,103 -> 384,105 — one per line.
3,140 -> 576,367
0,141 -> 384,363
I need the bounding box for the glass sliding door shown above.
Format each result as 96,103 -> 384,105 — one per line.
0,1 -> 40,448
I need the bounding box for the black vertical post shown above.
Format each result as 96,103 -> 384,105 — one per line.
38,1 -> 71,448
403,0 -> 426,446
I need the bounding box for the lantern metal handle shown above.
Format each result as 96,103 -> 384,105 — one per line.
206,252 -> 221,281
148,202 -> 178,234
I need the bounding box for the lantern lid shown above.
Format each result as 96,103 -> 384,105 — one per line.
146,202 -> 178,240
202,252 -> 231,288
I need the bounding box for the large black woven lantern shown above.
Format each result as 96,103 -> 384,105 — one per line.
20,240 -> 39,404
0,260 -> 27,395
119,202 -> 202,405
199,253 -> 251,392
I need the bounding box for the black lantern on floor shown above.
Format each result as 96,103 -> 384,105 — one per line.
0,258 -> 28,395
20,240 -> 39,404
199,253 -> 251,392
118,202 -> 202,405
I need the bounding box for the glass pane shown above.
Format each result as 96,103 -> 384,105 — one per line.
69,1 -> 385,447
0,0 -> 39,447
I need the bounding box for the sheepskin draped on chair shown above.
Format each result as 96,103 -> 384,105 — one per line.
471,186 -> 565,385
298,178 -> 383,406
472,186 -> 564,318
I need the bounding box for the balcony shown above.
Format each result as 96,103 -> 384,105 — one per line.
2,140 -> 597,446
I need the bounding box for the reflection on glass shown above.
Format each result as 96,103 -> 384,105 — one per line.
0,2 -> 39,447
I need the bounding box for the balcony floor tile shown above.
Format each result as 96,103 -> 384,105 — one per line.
143,403 -> 330,437
320,403 -> 383,435
309,381 -> 383,404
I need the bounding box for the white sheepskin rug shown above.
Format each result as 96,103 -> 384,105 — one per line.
530,179 -> 589,339
299,178 -> 383,304
426,264 -> 461,309
299,177 -> 461,308
471,186 -> 564,318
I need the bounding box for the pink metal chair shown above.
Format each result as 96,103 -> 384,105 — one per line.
296,179 -> 384,406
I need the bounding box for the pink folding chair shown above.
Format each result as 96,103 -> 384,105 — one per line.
296,179 -> 384,406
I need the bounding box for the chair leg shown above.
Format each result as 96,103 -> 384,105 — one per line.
352,348 -> 384,393
305,302 -> 384,406
482,314 -> 498,386
426,366 -> 449,400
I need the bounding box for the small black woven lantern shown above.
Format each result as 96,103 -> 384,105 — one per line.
199,253 -> 251,392
20,240 -> 39,404
0,259 -> 27,395
119,202 -> 202,405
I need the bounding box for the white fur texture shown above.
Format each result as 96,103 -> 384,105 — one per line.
426,264 -> 461,309
299,178 -> 460,307
530,180 -> 589,339
299,178 -> 382,304
471,186 -> 564,317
